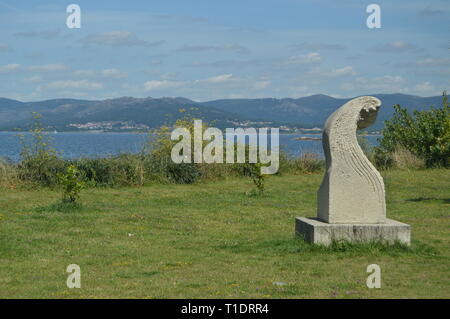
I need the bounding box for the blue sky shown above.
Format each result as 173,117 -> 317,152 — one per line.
0,0 -> 449,101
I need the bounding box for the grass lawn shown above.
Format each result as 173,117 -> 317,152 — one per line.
0,169 -> 449,298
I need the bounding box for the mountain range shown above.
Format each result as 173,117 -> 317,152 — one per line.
0,93 -> 444,132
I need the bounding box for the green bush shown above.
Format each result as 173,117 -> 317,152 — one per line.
72,154 -> 147,187
375,91 -> 450,168
17,113 -> 67,187
278,151 -> 324,175
144,123 -> 201,184
244,162 -> 265,195
58,165 -> 85,203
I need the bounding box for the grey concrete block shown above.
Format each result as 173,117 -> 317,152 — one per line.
295,217 -> 411,246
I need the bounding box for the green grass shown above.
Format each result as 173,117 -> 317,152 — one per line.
0,169 -> 449,298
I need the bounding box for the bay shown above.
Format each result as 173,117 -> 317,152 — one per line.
0,131 -> 380,162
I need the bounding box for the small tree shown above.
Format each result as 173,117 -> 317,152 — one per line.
244,162 -> 265,195
58,165 -> 85,203
375,91 -> 450,168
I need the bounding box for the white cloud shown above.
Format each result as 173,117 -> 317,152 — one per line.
388,41 -> 414,50
341,75 -> 406,92
14,28 -> 60,40
28,63 -> 67,72
285,52 -> 323,65
252,80 -> 270,90
72,68 -> 127,79
194,74 -> 269,90
143,80 -> 183,91
340,76 -> 442,96
292,43 -> 346,51
414,82 -> 435,95
187,59 -> 260,69
42,80 -> 103,90
416,57 -> 450,66
329,66 -> 356,77
0,63 -> 21,73
287,85 -> 313,97
201,74 -> 234,84
73,70 -> 96,77
177,44 -> 249,54
373,41 -> 418,53
23,76 -> 43,83
80,31 -> 164,48
309,66 -> 356,77
102,68 -> 127,79
142,74 -> 271,96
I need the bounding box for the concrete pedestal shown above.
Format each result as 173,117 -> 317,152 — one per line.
295,217 -> 411,246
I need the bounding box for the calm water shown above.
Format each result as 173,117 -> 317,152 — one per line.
0,131 -> 379,162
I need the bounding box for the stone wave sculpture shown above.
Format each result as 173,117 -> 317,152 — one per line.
317,96 -> 386,224
295,96 -> 410,245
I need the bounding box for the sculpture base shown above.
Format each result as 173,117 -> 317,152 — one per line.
295,217 -> 411,246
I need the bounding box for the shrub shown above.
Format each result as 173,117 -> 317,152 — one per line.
278,151 -> 324,174
145,122 -> 201,184
72,154 -> 148,187
391,145 -> 426,170
71,157 -> 112,186
17,113 -> 66,187
197,162 -> 237,181
375,91 -> 450,168
244,162 -> 265,195
0,158 -> 19,189
58,164 -> 85,203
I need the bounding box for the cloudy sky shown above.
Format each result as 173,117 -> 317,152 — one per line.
0,0 -> 449,101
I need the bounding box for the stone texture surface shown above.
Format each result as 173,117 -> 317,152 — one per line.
295,96 -> 411,246
317,96 -> 386,224
295,217 -> 411,246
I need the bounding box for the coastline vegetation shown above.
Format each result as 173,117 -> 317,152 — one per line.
0,114 -> 324,191
374,91 -> 449,169
0,93 -> 448,193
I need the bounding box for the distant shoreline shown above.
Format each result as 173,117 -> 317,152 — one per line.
0,130 -> 382,136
